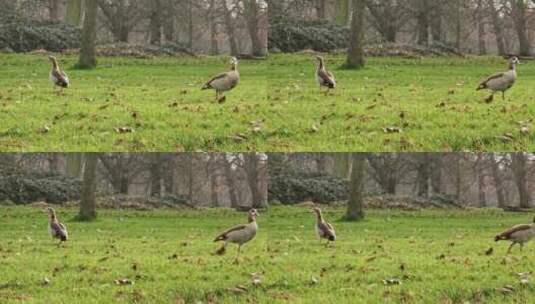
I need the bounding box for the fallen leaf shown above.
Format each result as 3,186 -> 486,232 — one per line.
114,278 -> 133,285
114,127 -> 134,134
382,278 -> 402,286
383,127 -> 402,133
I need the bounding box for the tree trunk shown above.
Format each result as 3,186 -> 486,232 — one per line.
430,154 -> 443,195
245,154 -> 266,209
416,0 -> 429,46
78,0 -> 97,68
245,0 -> 266,57
210,172 -> 218,207
209,0 -> 219,55
223,1 -> 239,56
511,153 -> 531,208
476,0 -> 487,55
511,0 -> 531,56
346,0 -> 365,69
430,2 -> 442,43
224,158 -> 239,208
149,0 -> 162,45
187,0 -> 194,49
346,153 -> 365,221
66,0 -> 82,26
416,154 -> 430,198
78,153 -> 97,221
149,154 -> 162,197
490,154 -> 505,208
487,0 -> 506,55
477,153 -> 486,207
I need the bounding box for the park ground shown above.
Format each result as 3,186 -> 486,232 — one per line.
1,54 -> 535,152
0,206 -> 533,303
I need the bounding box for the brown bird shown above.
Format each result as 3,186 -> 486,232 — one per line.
477,56 -> 519,102
44,207 -> 68,247
214,209 -> 258,262
202,57 -> 240,103
495,216 -> 535,254
315,56 -> 336,93
312,207 -> 336,246
48,56 -> 70,93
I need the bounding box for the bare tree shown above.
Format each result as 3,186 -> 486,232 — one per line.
78,153 -> 98,221
346,153 -> 365,221
78,0 -> 98,68
346,0 -> 365,68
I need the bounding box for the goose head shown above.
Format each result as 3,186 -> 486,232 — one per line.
312,207 -> 323,219
248,208 -> 259,222
48,55 -> 59,68
230,57 -> 238,70
43,207 -> 56,219
509,56 -> 520,69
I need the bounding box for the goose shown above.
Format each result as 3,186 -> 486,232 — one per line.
48,56 -> 70,93
202,57 -> 240,103
495,216 -> 535,254
315,56 -> 336,93
477,56 -> 519,102
44,207 -> 68,247
312,207 -> 336,245
214,209 -> 258,262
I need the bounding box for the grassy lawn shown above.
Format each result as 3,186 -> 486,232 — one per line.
1,54 -> 535,151
0,206 -> 533,303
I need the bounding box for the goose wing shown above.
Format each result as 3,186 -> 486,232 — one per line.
214,224 -> 247,241
202,72 -> 229,89
478,72 -> 504,90
495,224 -> 532,240
318,69 -> 336,88
318,221 -> 336,239
50,222 -> 68,240
51,69 -> 69,87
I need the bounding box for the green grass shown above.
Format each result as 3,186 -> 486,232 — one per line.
1,54 -> 535,151
1,206 -> 533,303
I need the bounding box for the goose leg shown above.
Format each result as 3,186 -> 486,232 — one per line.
233,245 -> 242,264
502,92 -> 505,101
507,242 -> 515,254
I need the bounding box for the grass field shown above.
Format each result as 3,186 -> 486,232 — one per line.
1,206 -> 533,303
1,54 -> 535,152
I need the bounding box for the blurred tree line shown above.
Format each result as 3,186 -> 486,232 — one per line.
0,153 -> 268,220
269,153 -> 535,211
270,0 -> 535,56
0,0 -> 268,58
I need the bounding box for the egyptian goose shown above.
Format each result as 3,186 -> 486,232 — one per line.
214,209 -> 258,262
48,56 -> 70,92
495,216 -> 535,254
477,56 -> 519,102
312,207 -> 336,245
44,207 -> 68,247
202,57 -> 240,103
315,56 -> 336,93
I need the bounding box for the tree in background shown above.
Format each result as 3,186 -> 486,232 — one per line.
346,0 -> 365,68
77,153 -> 97,221
78,0 -> 97,68
345,153 -> 365,221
